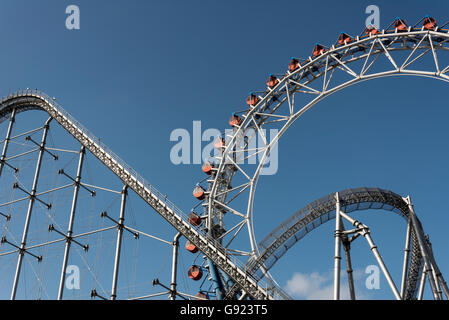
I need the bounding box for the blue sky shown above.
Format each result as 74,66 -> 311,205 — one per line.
0,0 -> 448,300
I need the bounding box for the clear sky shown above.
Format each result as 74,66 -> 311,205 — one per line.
0,0 -> 448,300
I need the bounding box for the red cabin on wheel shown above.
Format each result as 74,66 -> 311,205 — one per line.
193,185 -> 206,200
423,16 -> 437,30
202,161 -> 214,175
188,265 -> 203,281
313,44 -> 326,57
214,137 -> 226,150
338,32 -> 351,45
246,93 -> 259,106
394,18 -> 407,31
185,241 -> 199,253
195,292 -> 209,300
228,113 -> 241,127
266,74 -> 279,88
365,25 -> 378,36
288,57 -> 300,72
188,211 -> 202,226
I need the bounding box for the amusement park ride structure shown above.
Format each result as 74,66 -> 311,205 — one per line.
0,16 -> 448,300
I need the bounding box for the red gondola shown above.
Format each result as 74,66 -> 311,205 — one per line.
312,44 -> 326,57
202,161 -> 214,175
193,185 -> 206,200
394,18 -> 407,31
188,211 -> 202,226
266,74 -> 279,88
338,32 -> 351,45
288,57 -> 300,72
188,265 -> 203,281
185,241 -> 199,253
214,137 -> 225,150
365,25 -> 378,36
229,113 -> 241,127
423,16 -> 437,30
195,292 -> 209,300
246,93 -> 259,106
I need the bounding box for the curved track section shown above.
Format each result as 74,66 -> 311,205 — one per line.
0,90 -> 271,300
246,187 -> 423,300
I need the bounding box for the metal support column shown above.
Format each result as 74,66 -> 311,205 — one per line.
405,196 -> 440,300
333,192 -> 342,300
58,146 -> 85,300
418,267 -> 426,300
341,228 -> 355,300
425,236 -> 444,300
400,217 -> 411,299
363,229 -> 402,300
169,232 -> 182,300
11,117 -> 52,300
0,109 -> 16,177
110,185 -> 128,300
339,211 -> 401,300
208,258 -> 225,300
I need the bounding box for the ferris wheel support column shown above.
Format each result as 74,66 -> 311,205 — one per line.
110,185 -> 128,300
57,146 -> 86,300
405,196 -> 441,300
333,193 -> 342,300
11,117 -> 52,300
0,108 -> 16,177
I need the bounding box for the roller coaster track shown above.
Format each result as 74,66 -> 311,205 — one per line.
0,90 -> 271,300
238,188 -> 423,300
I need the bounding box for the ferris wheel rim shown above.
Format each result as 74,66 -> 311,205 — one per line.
205,26 -> 449,275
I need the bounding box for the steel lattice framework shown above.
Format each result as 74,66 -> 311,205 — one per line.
195,20 -> 449,299
0,90 -> 271,300
0,17 -> 448,301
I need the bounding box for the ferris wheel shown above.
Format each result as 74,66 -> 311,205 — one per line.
187,15 -> 449,300
0,15 -> 448,300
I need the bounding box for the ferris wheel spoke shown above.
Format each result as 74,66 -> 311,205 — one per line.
378,38 -> 399,70
222,184 -> 251,207
287,78 -> 321,95
400,34 -> 429,70
213,199 -> 246,218
429,34 -> 441,73
217,219 -> 246,241
329,53 -> 359,78
223,154 -> 252,181
223,220 -> 248,249
215,182 -> 250,198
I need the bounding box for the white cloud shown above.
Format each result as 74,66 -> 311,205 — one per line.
284,270 -> 368,300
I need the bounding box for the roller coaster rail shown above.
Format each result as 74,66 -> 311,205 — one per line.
0,89 -> 272,300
